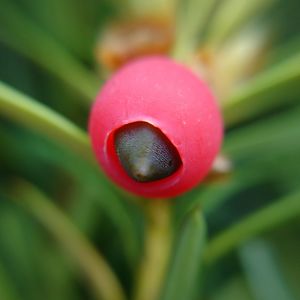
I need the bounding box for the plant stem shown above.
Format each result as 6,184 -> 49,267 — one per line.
11,180 -> 127,300
204,190 -> 300,265
133,200 -> 172,300
0,81 -> 92,161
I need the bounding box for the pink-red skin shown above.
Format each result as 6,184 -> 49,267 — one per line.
89,56 -> 223,198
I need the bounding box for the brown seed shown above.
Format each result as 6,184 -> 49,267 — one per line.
114,122 -> 182,182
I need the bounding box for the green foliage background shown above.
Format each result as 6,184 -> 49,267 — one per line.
0,0 -> 299,299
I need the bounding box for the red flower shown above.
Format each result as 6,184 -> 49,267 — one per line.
89,56 -> 223,198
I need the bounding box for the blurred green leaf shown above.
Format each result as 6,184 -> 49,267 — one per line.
0,197 -> 78,300
268,224 -> 300,299
9,180 -> 127,300
204,190 -> 300,265
173,0 -> 217,60
205,0 -> 274,47
126,0 -> 175,17
211,276 -> 253,300
176,105 -> 300,219
0,0 -> 99,102
0,81 -> 92,160
239,239 -> 294,300
160,208 -> 206,300
267,36 -> 300,66
224,105 -> 300,157
0,204 -> 44,300
0,261 -> 19,300
224,104 -> 300,193
22,0 -> 94,60
0,123 -> 140,270
223,51 -> 300,126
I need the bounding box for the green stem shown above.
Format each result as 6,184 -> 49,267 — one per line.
0,0 -> 99,102
11,180 -> 127,300
223,51 -> 300,126
0,81 -> 92,161
133,200 -> 172,300
204,190 -> 300,265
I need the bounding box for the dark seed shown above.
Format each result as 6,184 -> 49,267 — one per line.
114,122 -> 182,182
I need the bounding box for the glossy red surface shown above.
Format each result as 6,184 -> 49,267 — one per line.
89,56 -> 223,198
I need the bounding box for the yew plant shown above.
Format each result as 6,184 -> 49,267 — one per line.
0,0 -> 300,300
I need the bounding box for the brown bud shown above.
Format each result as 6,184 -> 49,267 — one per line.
95,18 -> 174,71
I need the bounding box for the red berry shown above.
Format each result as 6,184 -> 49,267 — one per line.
89,56 -> 223,198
